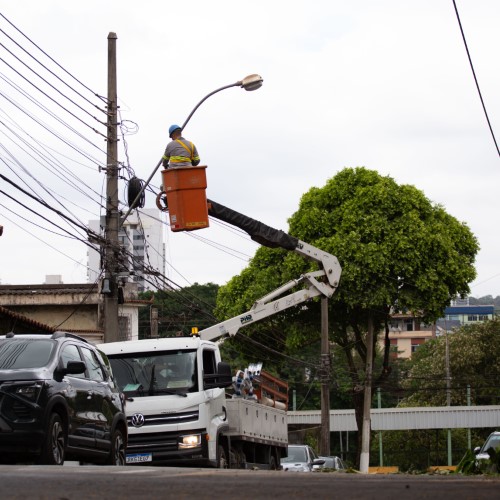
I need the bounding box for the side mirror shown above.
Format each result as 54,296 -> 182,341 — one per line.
203,361 -> 232,389
215,361 -> 232,387
473,446 -> 481,455
313,459 -> 325,466
64,360 -> 86,376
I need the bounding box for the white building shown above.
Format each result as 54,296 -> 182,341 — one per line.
87,208 -> 165,292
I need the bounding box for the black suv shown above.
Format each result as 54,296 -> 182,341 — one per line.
0,331 -> 127,465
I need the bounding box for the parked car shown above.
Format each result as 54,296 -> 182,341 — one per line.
474,431 -> 500,470
280,444 -> 325,472
313,455 -> 346,471
0,331 -> 127,465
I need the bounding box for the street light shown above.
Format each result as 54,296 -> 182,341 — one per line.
181,74 -> 263,131
122,74 -> 263,225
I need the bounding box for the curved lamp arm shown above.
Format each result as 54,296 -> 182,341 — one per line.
181,74 -> 263,130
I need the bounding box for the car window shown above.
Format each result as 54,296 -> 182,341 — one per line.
309,447 -> 318,460
0,339 -> 54,369
96,349 -> 113,380
81,347 -> 105,382
60,344 -> 86,379
482,434 -> 500,453
285,446 -> 307,462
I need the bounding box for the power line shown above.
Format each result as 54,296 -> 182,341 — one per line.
0,13 -> 105,101
1,211 -> 95,270
452,0 -> 500,157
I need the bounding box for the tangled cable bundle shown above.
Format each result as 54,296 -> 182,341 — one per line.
127,176 -> 145,209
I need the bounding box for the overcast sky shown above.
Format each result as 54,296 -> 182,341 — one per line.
1,1 -> 499,298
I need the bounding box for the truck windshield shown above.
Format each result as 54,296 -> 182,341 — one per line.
107,349 -> 198,396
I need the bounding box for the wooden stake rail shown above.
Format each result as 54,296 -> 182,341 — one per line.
255,370 -> 289,408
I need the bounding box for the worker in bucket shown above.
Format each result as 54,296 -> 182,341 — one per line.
162,124 -> 200,168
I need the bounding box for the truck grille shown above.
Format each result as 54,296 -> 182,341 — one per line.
127,410 -> 199,428
127,427 -> 205,453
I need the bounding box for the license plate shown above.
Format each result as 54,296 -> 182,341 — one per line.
126,453 -> 152,464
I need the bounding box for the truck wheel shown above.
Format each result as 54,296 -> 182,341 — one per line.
238,449 -> 247,467
39,413 -> 65,465
107,428 -> 126,465
217,445 -> 228,469
230,448 -> 240,469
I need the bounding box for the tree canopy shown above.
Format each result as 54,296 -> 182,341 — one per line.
217,166 -> 478,351
215,167 -> 479,460
139,282 -> 219,338
401,318 -> 500,407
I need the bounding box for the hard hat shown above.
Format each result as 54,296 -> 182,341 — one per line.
169,124 -> 182,137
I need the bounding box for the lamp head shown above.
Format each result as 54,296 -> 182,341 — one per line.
239,74 -> 263,91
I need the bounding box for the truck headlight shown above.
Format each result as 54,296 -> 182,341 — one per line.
179,434 -> 201,449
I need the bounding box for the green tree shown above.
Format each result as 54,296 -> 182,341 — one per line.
138,282 -> 219,338
401,318 -> 500,407
216,167 -> 478,464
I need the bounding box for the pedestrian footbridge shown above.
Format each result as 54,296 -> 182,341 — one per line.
288,405 -> 500,431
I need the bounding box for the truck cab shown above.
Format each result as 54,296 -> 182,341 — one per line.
99,336 -> 231,466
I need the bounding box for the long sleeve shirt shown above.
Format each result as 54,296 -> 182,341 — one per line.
162,137 -> 200,168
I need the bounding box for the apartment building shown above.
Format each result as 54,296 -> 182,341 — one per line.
87,208 -> 165,292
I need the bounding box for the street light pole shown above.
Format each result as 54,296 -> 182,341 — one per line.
121,74 -> 263,225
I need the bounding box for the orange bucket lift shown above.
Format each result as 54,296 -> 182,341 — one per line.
159,166 -> 209,232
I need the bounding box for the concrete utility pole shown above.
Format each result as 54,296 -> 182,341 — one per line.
320,296 -> 331,456
359,315 -> 374,473
102,32 -> 120,343
445,329 -> 452,465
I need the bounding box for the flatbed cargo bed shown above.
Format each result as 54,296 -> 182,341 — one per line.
225,398 -> 288,446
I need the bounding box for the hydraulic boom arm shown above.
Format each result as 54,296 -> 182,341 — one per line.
199,200 -> 342,341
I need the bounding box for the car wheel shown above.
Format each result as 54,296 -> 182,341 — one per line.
39,413 -> 65,465
107,428 -> 126,465
217,444 -> 228,469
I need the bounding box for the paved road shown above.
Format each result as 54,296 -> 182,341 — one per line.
0,465 -> 499,499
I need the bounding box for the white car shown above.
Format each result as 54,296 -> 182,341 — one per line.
280,445 -> 325,472
474,431 -> 500,471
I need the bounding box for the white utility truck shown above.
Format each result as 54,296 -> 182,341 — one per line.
99,200 -> 341,468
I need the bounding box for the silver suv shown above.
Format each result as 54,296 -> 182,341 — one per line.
280,444 -> 325,472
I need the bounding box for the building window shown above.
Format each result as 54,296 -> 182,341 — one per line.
118,315 -> 131,341
467,315 -> 478,322
405,319 -> 413,332
478,315 -> 489,321
411,338 -> 425,353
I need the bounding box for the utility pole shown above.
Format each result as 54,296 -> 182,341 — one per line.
102,32 -> 120,343
445,328 -> 452,465
320,296 -> 330,456
360,314 -> 374,473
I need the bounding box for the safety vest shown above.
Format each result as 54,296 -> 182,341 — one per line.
169,140 -> 198,164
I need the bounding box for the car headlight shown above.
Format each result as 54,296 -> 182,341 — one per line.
178,434 -> 202,449
14,383 -> 43,403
